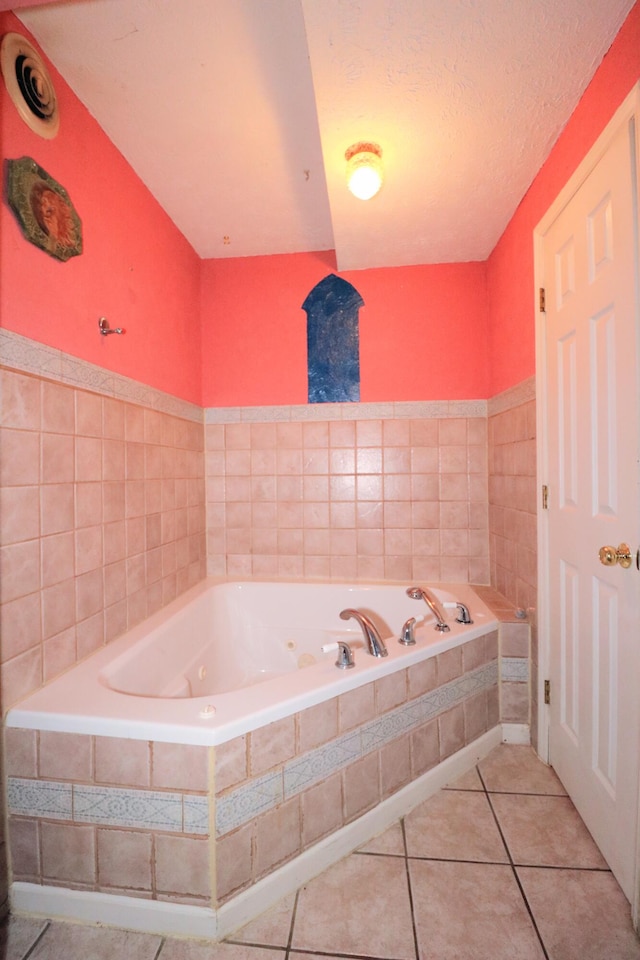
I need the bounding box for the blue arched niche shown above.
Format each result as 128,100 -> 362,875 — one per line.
302,273 -> 364,403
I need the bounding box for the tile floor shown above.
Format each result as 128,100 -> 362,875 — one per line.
2,744 -> 640,960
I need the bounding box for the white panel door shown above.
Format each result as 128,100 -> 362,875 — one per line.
543,115 -> 640,900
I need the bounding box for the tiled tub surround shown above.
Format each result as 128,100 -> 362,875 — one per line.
475,585 -> 531,738
488,378 -> 537,613
5,730 -> 211,904
0,361 -> 207,712
5,626 -> 499,937
6,579 -> 497,746
205,404 -> 490,585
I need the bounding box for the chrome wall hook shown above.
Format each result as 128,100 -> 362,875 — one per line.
98,317 -> 125,336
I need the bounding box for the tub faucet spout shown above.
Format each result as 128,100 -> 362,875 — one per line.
406,586 -> 450,632
339,609 -> 388,658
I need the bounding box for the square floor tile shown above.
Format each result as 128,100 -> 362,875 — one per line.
491,794 -> 607,868
291,852 -> 415,959
357,821 -> 405,856
160,941 -> 285,960
29,922 -> 161,960
228,894 -> 295,947
0,916 -> 48,960
410,859 -> 545,959
479,745 -> 566,795
405,789 -> 509,863
444,766 -> 484,791
518,867 -> 640,960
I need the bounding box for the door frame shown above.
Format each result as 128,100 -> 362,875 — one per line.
534,81 -> 640,923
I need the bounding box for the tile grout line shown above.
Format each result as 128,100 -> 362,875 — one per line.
284,889 -> 300,960
286,950 -> 412,960
20,920 -> 51,960
153,937 -> 166,960
400,818 -> 421,960
478,766 -> 551,960
225,941 -> 287,953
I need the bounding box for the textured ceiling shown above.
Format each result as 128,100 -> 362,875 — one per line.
9,0 -> 636,270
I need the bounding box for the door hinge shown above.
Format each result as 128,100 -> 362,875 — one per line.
539,287 -> 546,312
542,484 -> 549,510
544,680 -> 551,705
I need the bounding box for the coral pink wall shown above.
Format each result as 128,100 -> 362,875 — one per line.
201,253 -> 489,406
0,12 -> 202,405
487,0 -> 640,396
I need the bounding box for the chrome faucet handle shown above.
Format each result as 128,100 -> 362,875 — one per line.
321,640 -> 355,669
399,617 -> 417,645
455,602 -> 473,625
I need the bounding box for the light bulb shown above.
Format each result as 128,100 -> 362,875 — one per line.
345,142 -> 383,200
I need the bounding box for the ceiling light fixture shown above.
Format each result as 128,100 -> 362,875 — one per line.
345,142 -> 383,200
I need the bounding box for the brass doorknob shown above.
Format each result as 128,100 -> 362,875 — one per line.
598,543 -> 633,568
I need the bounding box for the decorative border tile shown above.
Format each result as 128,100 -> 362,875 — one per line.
215,769 -> 283,837
216,659 -> 498,836
283,730 -> 362,797
0,328 -> 202,423
73,785 -> 183,830
501,657 -> 529,682
183,795 -> 210,835
205,398 -> 488,425
7,778 -> 209,835
487,376 -> 535,416
7,778 -> 72,820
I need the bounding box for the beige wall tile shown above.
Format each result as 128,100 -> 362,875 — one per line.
41,822 -> 96,884
155,835 -> 211,898
410,720 -> 440,778
501,683 -> 530,723
439,703 -> 465,760
215,823 -> 253,902
301,773 -> 343,848
249,717 -> 295,777
0,486 -> 40,545
380,733 -> 411,799
437,646 -> 463,685
43,628 -> 77,682
501,622 -> 530,657
343,752 -> 380,821
375,670 -> 407,714
1,647 -> 42,709
1,594 -> 42,663
152,742 -> 209,792
95,737 -> 150,787
254,797 -> 301,880
297,699 -> 339,754
8,817 -> 40,880
463,690 -> 489,743
339,683 -> 376,733
97,828 -> 152,890
0,540 -> 40,604
0,430 -> 40,486
39,732 -> 92,781
1,370 -> 41,430
5,728 -> 37,778
408,658 -> 438,699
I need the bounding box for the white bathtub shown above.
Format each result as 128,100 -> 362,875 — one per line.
7,578 -> 498,746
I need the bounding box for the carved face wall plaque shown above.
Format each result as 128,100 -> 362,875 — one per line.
5,156 -> 83,262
